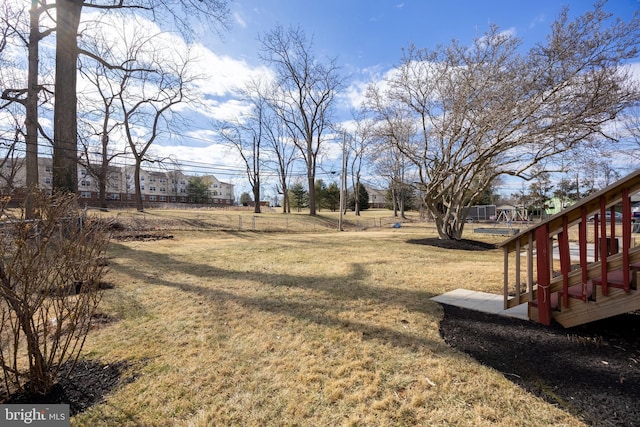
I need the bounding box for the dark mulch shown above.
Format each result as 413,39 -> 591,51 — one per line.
407,237 -> 497,251
113,233 -> 174,242
440,305 -> 640,427
5,359 -> 135,416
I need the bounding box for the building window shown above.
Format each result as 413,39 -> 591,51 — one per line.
141,185 -> 145,190
149,186 -> 156,192
160,196 -> 166,202
159,178 -> 166,184
81,180 -> 91,187
80,192 -> 92,198
160,187 -> 166,192
149,177 -> 156,182
45,177 -> 51,184
45,166 -> 52,173
149,195 -> 156,201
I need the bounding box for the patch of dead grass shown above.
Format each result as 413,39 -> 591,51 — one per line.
73,223 -> 584,426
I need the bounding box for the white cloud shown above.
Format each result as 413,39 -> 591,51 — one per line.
233,11 -> 247,29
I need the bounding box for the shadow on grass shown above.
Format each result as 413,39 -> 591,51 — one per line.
108,243 -> 441,352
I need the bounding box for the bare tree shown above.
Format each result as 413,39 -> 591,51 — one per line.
217,79 -> 270,214
259,25 -> 343,216
1,2 -> 54,215
0,117 -> 25,194
365,4 -> 640,239
348,112 -> 376,216
48,0 -> 230,193
267,117 -> 298,214
116,37 -> 197,212
77,28 -> 130,210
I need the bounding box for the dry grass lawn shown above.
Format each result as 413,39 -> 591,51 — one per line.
72,211 -> 584,426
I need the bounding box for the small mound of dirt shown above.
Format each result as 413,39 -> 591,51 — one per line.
407,238 -> 497,251
5,359 -> 136,416
114,233 -> 174,242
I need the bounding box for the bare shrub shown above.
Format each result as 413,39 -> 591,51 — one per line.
0,191 -> 109,398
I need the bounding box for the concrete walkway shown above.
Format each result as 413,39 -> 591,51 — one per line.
431,288 -> 529,321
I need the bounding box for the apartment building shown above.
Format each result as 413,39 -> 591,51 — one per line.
1,157 -> 235,206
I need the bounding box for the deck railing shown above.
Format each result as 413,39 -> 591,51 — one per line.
500,169 -> 640,325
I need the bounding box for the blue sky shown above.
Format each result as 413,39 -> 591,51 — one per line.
4,1 -> 637,199
218,1 -> 638,70
174,0 -> 637,197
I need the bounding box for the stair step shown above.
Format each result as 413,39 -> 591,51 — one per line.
563,282 -> 593,301
529,292 -> 559,310
592,269 -> 632,290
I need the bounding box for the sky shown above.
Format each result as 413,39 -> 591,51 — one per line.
4,0 -> 640,200
156,0 -> 637,199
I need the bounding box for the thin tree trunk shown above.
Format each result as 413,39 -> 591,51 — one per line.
134,159 -> 144,212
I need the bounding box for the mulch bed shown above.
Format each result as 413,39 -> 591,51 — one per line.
5,359 -> 135,416
439,305 -> 640,426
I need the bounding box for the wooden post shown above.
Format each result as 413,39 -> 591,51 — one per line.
600,197 -> 608,296
623,188 -> 631,292
528,233 -> 534,300
503,248 -> 509,310
580,207 -> 588,300
610,205 -> 616,255
559,216 -> 571,308
536,224 -> 552,325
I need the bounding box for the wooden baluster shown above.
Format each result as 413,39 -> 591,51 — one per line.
600,197 -> 608,296
594,214 -> 599,262
610,205 -> 616,255
623,188 -> 631,292
559,216 -> 571,308
579,207 -> 588,300
535,224 -> 551,325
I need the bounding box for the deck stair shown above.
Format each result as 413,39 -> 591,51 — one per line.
501,169 -> 640,328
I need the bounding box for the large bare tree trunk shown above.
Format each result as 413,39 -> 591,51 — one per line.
52,0 -> 82,193
24,1 -> 41,217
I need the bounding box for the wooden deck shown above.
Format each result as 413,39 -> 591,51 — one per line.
501,169 -> 640,327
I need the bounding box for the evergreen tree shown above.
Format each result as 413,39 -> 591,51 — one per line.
186,176 -> 210,204
323,182 -> 340,212
349,184 -> 369,211
289,183 -> 309,212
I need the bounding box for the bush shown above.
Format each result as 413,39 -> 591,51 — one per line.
0,191 -> 109,398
